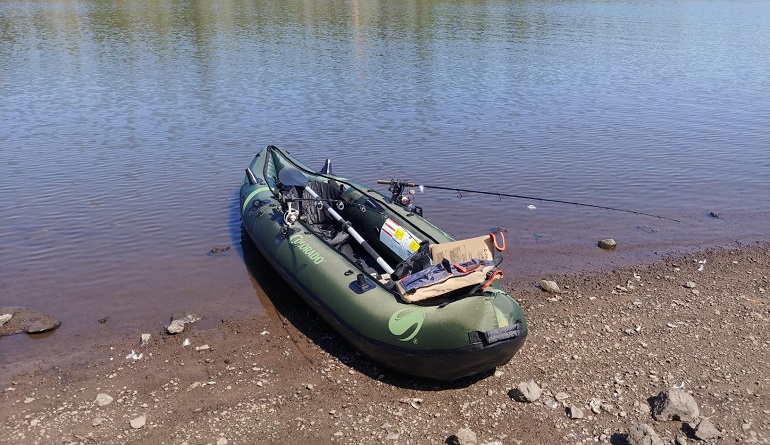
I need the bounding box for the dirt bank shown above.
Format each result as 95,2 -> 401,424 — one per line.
2,242 -> 769,445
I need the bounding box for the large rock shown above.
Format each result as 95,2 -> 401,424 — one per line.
567,405 -> 585,419
652,388 -> 700,422
598,239 -> 617,250
0,307 -> 61,336
167,320 -> 185,334
539,280 -> 561,294
509,380 -> 542,403
448,427 -> 477,445
627,422 -> 664,445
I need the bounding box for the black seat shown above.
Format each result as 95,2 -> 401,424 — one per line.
300,181 -> 349,246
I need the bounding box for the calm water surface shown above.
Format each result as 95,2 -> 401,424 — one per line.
1,0 -> 769,368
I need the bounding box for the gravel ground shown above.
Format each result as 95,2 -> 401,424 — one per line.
2,242 -> 769,445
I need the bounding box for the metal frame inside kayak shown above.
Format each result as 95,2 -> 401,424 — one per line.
240,145 -> 527,381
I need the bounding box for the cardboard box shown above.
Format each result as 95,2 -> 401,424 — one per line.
429,235 -> 494,264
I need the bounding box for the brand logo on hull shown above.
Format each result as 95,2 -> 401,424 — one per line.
289,234 -> 325,264
388,308 -> 425,342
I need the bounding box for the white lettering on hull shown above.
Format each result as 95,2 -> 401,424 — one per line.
289,235 -> 325,265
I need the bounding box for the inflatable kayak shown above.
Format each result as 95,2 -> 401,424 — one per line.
240,145 -> 527,380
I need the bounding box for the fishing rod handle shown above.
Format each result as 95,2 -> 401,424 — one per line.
377,179 -> 417,186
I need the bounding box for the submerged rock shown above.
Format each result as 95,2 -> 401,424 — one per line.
167,312 -> 202,335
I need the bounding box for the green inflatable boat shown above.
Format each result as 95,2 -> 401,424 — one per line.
240,146 -> 527,380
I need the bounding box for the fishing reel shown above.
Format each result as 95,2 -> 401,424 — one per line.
377,179 -> 423,216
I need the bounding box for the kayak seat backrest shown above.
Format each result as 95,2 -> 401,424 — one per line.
301,181 -> 349,246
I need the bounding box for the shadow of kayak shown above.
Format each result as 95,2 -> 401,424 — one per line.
234,198 -> 490,390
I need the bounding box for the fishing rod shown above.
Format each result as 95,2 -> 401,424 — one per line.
376,179 -> 680,223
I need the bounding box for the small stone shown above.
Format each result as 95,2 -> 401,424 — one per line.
167,320 -> 185,334
449,427 -> 477,445
95,393 -> 113,407
598,239 -> 617,250
708,211 -> 719,218
684,281 -> 697,289
509,380 -> 542,403
92,417 -> 104,427
555,392 -> 569,401
690,417 -> 720,440
140,334 -> 151,345
0,314 -> 12,327
216,438 -> 228,445
195,344 -> 210,351
567,405 -> 585,419
539,280 -> 560,294
543,399 -> 559,410
652,388 -> 700,422
627,422 -> 664,445
129,415 -> 146,429
24,397 -> 35,404
306,383 -> 314,390
30,419 -> 39,426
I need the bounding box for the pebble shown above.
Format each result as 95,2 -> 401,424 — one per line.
129,415 -> 146,429
598,239 -> 617,250
684,281 -> 697,289
92,417 -> 104,427
140,333 -> 151,345
95,393 -> 113,406
0,313 -> 12,327
24,397 -> 35,404
543,399 -> 559,410
539,280 -> 561,294
195,344 -> 210,351
216,438 -> 228,445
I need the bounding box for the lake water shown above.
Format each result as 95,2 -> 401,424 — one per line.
1,0 -> 768,369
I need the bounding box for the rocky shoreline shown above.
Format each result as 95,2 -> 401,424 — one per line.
1,242 -> 768,445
